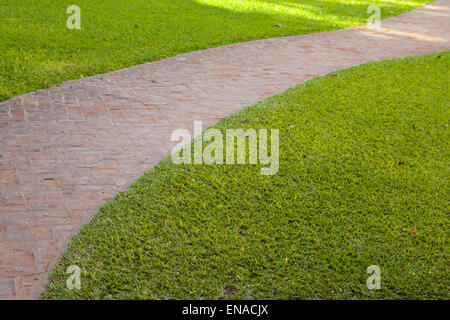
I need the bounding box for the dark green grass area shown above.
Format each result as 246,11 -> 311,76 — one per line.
0,0 -> 432,101
42,51 -> 449,299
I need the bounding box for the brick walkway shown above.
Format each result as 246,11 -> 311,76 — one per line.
1,0 -> 449,299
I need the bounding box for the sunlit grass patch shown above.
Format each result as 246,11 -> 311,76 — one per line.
0,0 -> 433,101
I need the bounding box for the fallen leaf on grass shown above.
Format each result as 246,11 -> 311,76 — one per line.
223,286 -> 238,296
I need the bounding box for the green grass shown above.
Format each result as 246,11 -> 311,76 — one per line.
0,0 -> 433,102
42,51 -> 449,300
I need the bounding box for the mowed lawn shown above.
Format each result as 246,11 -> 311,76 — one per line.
0,0 -> 433,101
42,51 -> 449,300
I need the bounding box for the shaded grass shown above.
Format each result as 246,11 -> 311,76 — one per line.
0,0 -> 433,101
42,51 -> 449,300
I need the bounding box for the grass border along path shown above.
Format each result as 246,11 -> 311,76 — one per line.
0,0 -> 433,101
42,51 -> 449,300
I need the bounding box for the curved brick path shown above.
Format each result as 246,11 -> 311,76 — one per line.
1,0 -> 449,299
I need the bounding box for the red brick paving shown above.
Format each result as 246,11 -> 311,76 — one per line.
0,0 -> 449,299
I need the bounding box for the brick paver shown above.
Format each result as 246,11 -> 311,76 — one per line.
0,0 -> 449,299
